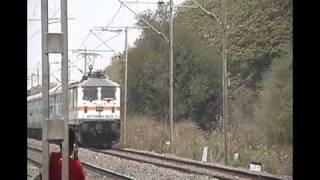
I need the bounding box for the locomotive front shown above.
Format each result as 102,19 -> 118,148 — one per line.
74,75 -> 121,148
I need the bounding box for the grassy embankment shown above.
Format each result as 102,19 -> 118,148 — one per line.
121,114 -> 292,176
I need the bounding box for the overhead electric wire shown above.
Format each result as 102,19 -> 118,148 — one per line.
106,4 -> 123,28
78,31 -> 92,49
91,31 -> 119,55
31,0 -> 40,18
77,3 -> 122,50
28,8 -> 60,42
93,31 -> 125,50
116,0 -> 169,41
76,2 -> 126,63
49,58 -> 85,75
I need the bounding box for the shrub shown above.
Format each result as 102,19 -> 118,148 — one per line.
122,114 -> 292,176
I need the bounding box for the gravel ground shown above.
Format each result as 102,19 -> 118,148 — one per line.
27,162 -> 40,180
28,138 -> 217,180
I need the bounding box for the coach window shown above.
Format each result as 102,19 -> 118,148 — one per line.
49,104 -> 53,118
49,96 -> 52,108
52,95 -> 55,114
29,101 -> 33,116
31,101 -> 34,113
35,100 -> 38,114
54,95 -> 58,114
49,97 -> 52,115
68,90 -> 72,109
60,94 -> 63,114
68,91 -> 70,107
56,94 -> 60,115
71,90 -> 74,108
55,95 -> 58,114
71,89 -> 74,108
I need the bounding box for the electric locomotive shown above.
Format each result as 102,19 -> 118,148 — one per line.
27,71 -> 121,148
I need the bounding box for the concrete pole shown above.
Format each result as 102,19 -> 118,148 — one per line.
41,0 -> 49,179
61,0 -> 69,179
124,27 -> 128,146
221,0 -> 228,165
169,0 -> 174,153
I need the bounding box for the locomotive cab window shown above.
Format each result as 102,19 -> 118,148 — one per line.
82,87 -> 98,101
101,87 -> 116,100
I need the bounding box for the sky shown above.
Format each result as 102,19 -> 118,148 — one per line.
27,0 -> 185,89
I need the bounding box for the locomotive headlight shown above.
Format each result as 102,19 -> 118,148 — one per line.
95,123 -> 103,131
81,123 -> 89,133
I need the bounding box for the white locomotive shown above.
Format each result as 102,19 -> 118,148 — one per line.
27,71 -> 121,148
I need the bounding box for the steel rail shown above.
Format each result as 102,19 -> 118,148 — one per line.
89,147 -> 291,180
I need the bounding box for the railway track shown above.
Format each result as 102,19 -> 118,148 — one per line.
27,145 -> 135,180
89,147 -> 291,180
27,139 -> 291,180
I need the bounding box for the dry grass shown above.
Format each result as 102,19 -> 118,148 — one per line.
123,114 -> 169,152
120,114 -> 292,176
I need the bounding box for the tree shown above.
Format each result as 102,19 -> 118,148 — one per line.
254,48 -> 292,145
178,0 -> 292,91
105,5 -> 222,128
104,0 -> 293,131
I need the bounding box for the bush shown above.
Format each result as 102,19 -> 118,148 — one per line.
122,114 -> 292,176
254,52 -> 293,145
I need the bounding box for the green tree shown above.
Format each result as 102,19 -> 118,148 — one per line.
105,5 -> 223,128
104,0 -> 292,132
178,0 -> 292,91
254,48 -> 292,145
104,55 -> 124,85
173,21 -> 221,129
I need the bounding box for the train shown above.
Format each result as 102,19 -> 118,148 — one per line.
27,71 -> 121,148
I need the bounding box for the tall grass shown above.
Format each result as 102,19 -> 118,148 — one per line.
120,114 -> 292,176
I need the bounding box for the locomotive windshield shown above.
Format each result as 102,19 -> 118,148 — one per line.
82,87 -> 98,101
101,87 -> 116,100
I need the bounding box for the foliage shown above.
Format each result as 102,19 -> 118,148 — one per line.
106,6 -> 222,128
104,1 -> 293,174
179,0 -> 292,90
254,49 -> 293,145
104,55 -> 124,85
104,0 -> 292,132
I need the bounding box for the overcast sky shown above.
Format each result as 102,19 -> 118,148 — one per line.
27,0 -> 185,89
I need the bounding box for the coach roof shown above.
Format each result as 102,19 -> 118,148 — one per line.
80,78 -> 120,87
